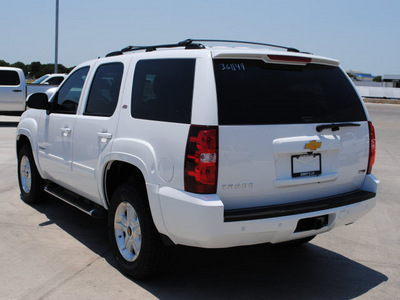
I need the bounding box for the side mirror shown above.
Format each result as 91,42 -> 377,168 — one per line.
27,93 -> 49,110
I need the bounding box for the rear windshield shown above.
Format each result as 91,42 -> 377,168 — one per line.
213,59 -> 367,125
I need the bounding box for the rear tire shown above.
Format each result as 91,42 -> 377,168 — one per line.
108,183 -> 163,279
17,144 -> 44,204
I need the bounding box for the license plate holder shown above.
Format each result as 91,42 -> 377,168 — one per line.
291,153 -> 321,178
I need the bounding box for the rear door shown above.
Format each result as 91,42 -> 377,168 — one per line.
213,57 -> 370,210
0,69 -> 25,111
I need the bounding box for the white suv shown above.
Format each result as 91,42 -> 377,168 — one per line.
17,39 -> 379,278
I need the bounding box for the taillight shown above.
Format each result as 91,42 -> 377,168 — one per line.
367,121 -> 376,174
184,125 -> 218,194
267,55 -> 312,63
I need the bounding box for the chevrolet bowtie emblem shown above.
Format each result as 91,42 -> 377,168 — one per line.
305,140 -> 322,151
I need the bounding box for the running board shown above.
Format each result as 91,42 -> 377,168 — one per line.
44,184 -> 106,219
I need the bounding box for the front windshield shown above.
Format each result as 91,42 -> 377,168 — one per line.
32,75 -> 49,84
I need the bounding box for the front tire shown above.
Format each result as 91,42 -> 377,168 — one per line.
17,144 -> 44,204
108,183 -> 163,279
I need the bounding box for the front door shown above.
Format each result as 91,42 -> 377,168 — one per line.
38,67 -> 90,189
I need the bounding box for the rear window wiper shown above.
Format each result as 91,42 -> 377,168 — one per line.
316,123 -> 361,132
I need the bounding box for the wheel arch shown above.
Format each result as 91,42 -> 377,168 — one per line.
17,135 -> 45,204
103,159 -> 168,237
104,160 -> 147,207
16,115 -> 44,177
16,132 -> 45,179
16,134 -> 30,155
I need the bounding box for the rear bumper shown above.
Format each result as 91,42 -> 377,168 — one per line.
157,174 -> 379,248
224,190 -> 375,222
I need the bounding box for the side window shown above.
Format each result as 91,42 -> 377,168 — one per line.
46,76 -> 65,85
52,67 -> 89,114
0,70 -> 20,86
84,63 -> 123,117
131,59 -> 195,123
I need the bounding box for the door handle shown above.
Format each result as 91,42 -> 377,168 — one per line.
97,132 -> 112,141
61,127 -> 72,136
13,89 -> 22,92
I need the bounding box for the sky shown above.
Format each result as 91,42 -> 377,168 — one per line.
2,0 -> 399,76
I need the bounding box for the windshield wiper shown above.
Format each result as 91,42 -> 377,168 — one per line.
316,123 -> 361,132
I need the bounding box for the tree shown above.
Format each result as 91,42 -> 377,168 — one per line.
1,59 -> 73,78
29,62 -> 43,78
11,61 -> 28,74
347,72 -> 358,81
0,60 -> 10,67
58,64 -> 74,74
373,76 -> 382,82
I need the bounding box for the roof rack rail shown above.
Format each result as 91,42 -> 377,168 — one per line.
106,40 -> 205,57
182,39 -> 300,53
105,38 -> 300,57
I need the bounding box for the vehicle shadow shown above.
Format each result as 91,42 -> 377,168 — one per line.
146,244 -> 388,300
0,121 -> 19,127
32,197 -> 387,300
31,196 -> 110,258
